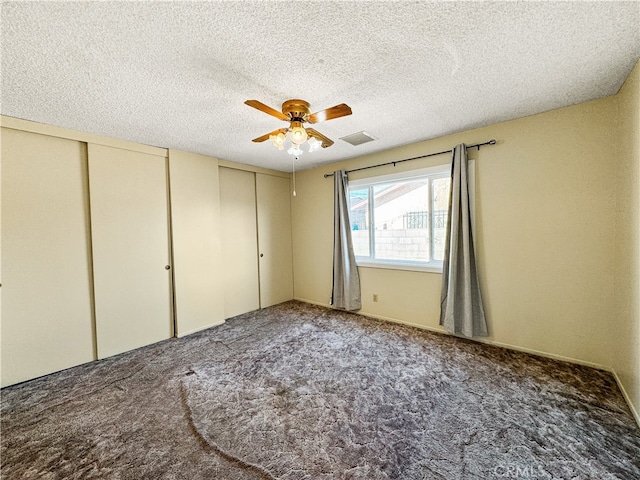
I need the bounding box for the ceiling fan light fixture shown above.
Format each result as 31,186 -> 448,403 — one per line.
289,122 -> 308,145
287,144 -> 303,156
307,136 -> 322,152
270,132 -> 286,149
246,98 -> 352,155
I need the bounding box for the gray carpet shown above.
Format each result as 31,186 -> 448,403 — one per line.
1,301 -> 639,479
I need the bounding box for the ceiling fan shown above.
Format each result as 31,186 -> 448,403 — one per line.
244,99 -> 352,154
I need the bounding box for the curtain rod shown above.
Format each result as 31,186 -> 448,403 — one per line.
322,139 -> 497,178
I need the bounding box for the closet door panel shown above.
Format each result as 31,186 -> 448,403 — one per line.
88,144 -> 172,359
169,149 -> 224,336
1,128 -> 94,387
219,167 -> 260,318
256,174 -> 294,307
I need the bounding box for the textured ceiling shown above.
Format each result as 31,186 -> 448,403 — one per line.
2,1 -> 639,172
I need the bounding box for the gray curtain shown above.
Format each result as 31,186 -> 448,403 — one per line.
440,144 -> 488,337
331,170 -> 361,311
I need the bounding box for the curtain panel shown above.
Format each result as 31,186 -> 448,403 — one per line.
440,144 -> 488,337
331,170 -> 361,311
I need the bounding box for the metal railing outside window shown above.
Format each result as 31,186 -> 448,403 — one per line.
403,210 -> 447,229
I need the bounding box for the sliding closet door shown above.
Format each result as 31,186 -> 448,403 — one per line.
168,149 -> 225,336
256,173 -> 294,307
1,128 -> 95,387
219,167 -> 260,318
88,144 -> 173,359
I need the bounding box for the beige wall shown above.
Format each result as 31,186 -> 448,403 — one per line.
614,59 -> 640,422
294,64 -> 640,423
293,92 -> 620,371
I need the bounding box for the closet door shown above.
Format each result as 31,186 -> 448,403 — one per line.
168,149 -> 224,336
1,128 -> 95,387
88,144 -> 173,359
219,167 -> 260,318
256,173 -> 294,307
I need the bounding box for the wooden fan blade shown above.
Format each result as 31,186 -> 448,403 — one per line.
307,103 -> 352,124
306,128 -> 334,148
251,128 -> 288,143
245,100 -> 289,121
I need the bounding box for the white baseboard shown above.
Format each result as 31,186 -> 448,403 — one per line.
358,309 -> 449,334
292,297 -> 639,427
473,338 -> 608,371
611,370 -> 640,427
361,311 -> 610,369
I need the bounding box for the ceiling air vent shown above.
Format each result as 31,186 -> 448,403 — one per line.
340,131 -> 377,146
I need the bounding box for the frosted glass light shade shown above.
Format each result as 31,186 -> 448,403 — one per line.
290,125 -> 308,145
308,136 -> 322,152
270,132 -> 286,150
287,144 -> 303,156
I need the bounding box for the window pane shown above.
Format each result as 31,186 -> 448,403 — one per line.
349,187 -> 370,257
432,177 -> 450,261
373,179 -> 429,262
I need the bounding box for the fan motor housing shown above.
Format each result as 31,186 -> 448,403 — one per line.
282,99 -> 310,119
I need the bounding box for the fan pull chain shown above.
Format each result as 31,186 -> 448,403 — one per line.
292,156 -> 297,197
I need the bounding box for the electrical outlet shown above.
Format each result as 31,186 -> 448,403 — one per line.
373,294 -> 378,302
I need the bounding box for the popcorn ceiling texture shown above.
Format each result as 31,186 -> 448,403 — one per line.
1,1 -> 638,171
1,301 -> 639,479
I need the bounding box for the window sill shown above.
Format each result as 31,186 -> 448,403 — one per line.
355,259 -> 443,274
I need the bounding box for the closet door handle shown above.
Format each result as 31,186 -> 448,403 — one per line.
165,265 -> 171,270
260,254 -> 264,258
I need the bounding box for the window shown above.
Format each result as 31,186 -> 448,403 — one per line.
348,163 -> 474,273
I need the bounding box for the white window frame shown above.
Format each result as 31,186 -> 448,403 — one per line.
348,161 -> 475,273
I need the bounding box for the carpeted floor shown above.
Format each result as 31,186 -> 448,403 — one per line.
1,301 -> 639,479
